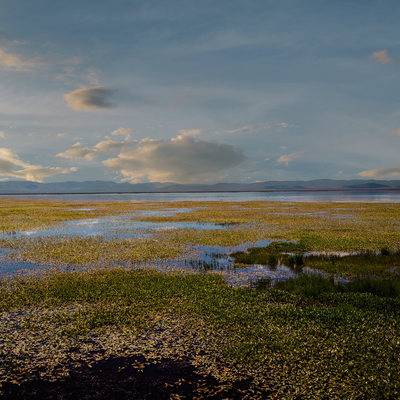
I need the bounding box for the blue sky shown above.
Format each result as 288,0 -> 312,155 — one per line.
0,0 -> 399,183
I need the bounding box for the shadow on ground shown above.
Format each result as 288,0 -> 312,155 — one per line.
1,355 -> 268,399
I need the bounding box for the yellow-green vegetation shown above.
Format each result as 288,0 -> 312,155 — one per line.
0,198 -> 190,233
1,269 -> 399,398
14,237 -> 184,266
1,198 -> 400,397
2,198 -> 400,267
138,200 -> 400,251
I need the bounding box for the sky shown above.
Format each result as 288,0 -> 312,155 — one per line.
0,0 -> 400,183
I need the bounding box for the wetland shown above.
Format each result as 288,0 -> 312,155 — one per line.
1,196 -> 400,399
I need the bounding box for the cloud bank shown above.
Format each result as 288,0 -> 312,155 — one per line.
0,148 -> 77,182
64,86 -> 114,111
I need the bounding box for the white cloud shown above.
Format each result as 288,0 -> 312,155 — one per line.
0,147 -> 77,182
0,131 -> 6,139
359,167 -> 400,178
112,127 -> 133,138
64,86 -> 114,111
93,138 -> 131,153
56,142 -> 97,161
372,49 -> 391,64
0,47 -> 38,71
277,151 -> 302,166
57,136 -> 133,161
103,132 -> 244,183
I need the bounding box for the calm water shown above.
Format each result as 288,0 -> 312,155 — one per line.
3,190 -> 400,202
0,213 -> 229,241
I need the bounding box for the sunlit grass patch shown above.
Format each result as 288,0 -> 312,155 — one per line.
14,236 -> 184,266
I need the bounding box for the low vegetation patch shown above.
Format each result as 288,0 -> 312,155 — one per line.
1,269 -> 400,398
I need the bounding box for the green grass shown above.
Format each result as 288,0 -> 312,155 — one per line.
1,269 -> 400,398
232,240 -> 400,279
305,252 -> 400,278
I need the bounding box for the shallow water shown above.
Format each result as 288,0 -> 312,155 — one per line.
0,248 -> 53,276
0,239 -> 347,286
0,208 -> 228,241
0,235 -> 350,286
137,240 -> 346,287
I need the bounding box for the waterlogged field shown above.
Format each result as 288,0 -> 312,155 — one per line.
1,198 -> 400,398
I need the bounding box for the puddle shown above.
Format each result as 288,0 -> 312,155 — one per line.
0,208 -> 227,241
0,247 -> 54,276
134,240 -> 348,287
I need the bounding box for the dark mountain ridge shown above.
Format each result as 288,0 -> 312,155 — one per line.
1,179 -> 400,194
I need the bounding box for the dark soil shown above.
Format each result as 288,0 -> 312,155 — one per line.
1,355 -> 269,400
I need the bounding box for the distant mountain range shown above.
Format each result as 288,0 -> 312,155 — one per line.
1,179 -> 400,194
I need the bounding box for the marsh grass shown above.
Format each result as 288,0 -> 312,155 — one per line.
3,199 -> 400,268
2,199 -> 400,397
1,269 -> 400,398
232,239 -> 400,279
274,274 -> 400,299
305,252 -> 400,278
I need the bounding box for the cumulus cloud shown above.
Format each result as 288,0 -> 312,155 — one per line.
57,134 -> 134,161
0,47 -> 38,70
103,132 -> 245,183
372,49 -> 391,64
56,142 -> 97,161
359,167 -> 400,178
0,147 -> 77,182
64,86 -> 114,111
93,138 -> 131,153
277,151 -> 302,166
112,127 -> 133,138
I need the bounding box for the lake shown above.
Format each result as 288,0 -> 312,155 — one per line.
3,190 -> 400,202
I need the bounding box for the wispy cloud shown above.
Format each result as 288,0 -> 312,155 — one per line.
0,147 -> 77,182
0,47 -> 39,71
277,151 -> 303,166
223,122 -> 290,135
359,166 -> 400,178
0,131 -> 6,139
112,127 -> 133,138
372,49 -> 392,64
64,86 -> 115,111
392,128 -> 400,136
